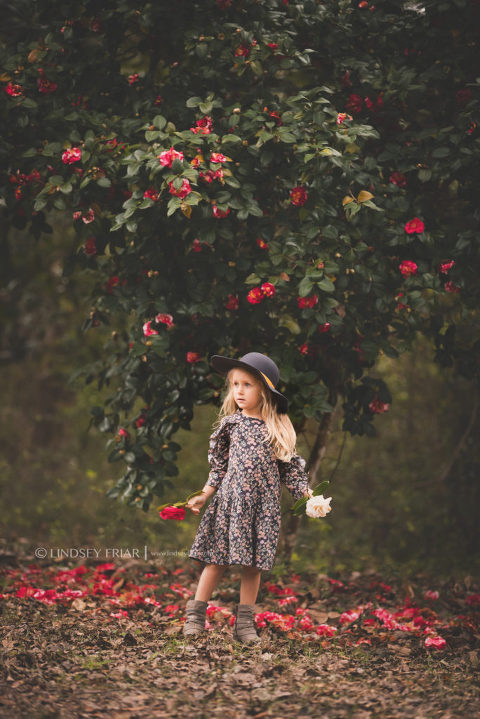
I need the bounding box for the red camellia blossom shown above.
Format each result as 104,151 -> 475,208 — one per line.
190,116 -> 213,134
136,413 -> 147,428
456,88 -> 472,106
62,147 -> 82,164
369,397 -> 389,414
445,281 -> 460,294
235,44 -> 250,57
155,313 -> 174,328
290,185 -> 308,206
261,282 -> 276,297
158,146 -> 184,167
106,276 -> 120,294
299,343 -> 309,355
37,74 -> 58,94
247,287 -> 264,304
212,204 -> 230,218
117,427 -> 130,439
297,294 -> 318,309
82,208 -> 95,224
364,92 -> 383,112
399,260 -> 418,277
154,94 -> 163,106
318,322 -> 331,333
439,260 -> 455,274
5,82 -> 23,97
143,188 -> 159,201
128,73 -> 139,84
192,238 -> 203,252
404,217 -> 425,234
256,238 -> 269,250
226,294 -> 239,310
425,635 -> 446,649
210,152 -> 228,163
168,178 -> 192,198
267,42 -> 278,50
389,171 -> 407,188
186,352 -> 201,363
83,237 -> 97,255
345,94 -> 363,114
159,506 -> 186,520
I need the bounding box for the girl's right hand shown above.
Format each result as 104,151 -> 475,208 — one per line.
186,495 -> 206,515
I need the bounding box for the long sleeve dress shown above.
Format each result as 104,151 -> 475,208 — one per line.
188,408 -> 310,571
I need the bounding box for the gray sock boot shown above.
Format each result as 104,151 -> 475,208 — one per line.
183,599 -> 208,637
233,603 -> 261,643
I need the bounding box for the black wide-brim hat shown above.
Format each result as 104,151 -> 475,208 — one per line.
210,351 -> 289,413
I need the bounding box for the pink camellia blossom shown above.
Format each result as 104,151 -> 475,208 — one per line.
318,322 -> 331,333
212,204 -> 230,218
226,294 -> 239,310
336,112 -> 353,125
369,397 -> 389,414
143,188 -> 159,201
339,608 -> 363,624
445,280 -> 460,294
186,352 -> 201,364
424,590 -> 440,601
210,152 -> 228,163
247,287 -> 264,304
83,237 -> 97,255
425,635 -> 446,649
82,208 -> 95,224
190,116 -> 213,134
439,259 -> 455,274
117,427 -> 130,439
290,185 -> 308,206
261,282 -> 276,297
389,171 -> 407,188
158,146 -> 184,167
297,295 -> 318,309
155,313 -> 174,328
73,210 -> 82,220
159,506 -> 186,520
399,260 -> 418,277
404,217 -> 425,234
62,147 -> 82,164
143,320 -> 159,337
168,179 -> 192,198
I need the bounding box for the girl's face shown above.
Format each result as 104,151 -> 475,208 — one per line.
230,368 -> 263,415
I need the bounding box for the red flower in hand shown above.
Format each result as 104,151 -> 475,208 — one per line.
159,506 -> 186,521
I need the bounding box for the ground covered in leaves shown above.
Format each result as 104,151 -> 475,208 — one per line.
1,556 -> 479,719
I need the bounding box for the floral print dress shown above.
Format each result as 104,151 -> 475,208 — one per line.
188,409 -> 310,571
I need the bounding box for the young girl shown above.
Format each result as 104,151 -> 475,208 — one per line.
184,351 -> 313,643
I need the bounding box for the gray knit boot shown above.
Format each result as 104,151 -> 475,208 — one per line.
183,599 -> 208,637
233,603 -> 261,643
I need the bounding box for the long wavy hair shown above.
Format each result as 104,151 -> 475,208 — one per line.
214,367 -> 297,462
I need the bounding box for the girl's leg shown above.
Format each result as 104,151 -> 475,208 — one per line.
239,565 -> 262,604
194,563 -> 228,601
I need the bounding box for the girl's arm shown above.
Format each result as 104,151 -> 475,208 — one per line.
201,485 -> 217,499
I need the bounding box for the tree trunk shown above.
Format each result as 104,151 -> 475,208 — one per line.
277,404 -> 338,567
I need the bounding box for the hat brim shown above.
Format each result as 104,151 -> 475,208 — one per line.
210,354 -> 289,413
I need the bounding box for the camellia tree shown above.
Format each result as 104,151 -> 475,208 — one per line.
1,0 -> 479,555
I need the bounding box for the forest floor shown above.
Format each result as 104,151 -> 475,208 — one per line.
0,555 -> 479,719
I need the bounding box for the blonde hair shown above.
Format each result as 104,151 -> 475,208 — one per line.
214,368 -> 297,462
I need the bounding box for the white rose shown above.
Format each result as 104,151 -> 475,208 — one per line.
305,494 -> 332,518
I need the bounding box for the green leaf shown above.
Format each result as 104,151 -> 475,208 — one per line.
317,277 -> 335,293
